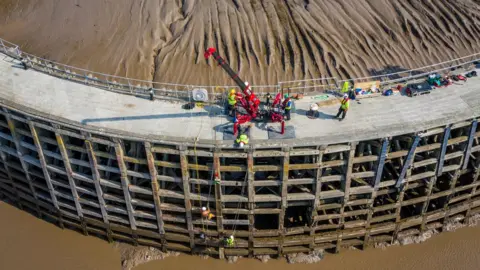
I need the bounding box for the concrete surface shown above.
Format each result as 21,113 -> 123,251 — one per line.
1,53 -> 479,145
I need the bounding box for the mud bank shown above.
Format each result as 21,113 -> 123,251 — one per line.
1,0 -> 480,86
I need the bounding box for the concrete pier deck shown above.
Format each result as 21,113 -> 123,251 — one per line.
0,54 -> 479,146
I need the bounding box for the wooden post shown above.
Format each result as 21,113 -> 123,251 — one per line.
278,147 -> 290,255
179,146 -> 195,249
437,126 -> 451,176
309,146 -> 325,250
364,138 -> 389,248
213,151 -> 224,234
246,150 -> 255,256
84,134 -> 111,240
336,142 -> 357,253
113,139 -> 138,240
6,114 -> 40,216
144,142 -> 166,247
29,121 -> 59,211
462,120 -> 478,170
55,129 -> 86,233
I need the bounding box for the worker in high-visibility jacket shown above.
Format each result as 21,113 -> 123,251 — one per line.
227,89 -> 237,116
336,93 -> 350,121
225,235 -> 235,247
282,94 -> 292,121
236,124 -> 252,147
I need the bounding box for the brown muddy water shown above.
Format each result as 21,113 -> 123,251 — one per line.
1,201 -> 480,270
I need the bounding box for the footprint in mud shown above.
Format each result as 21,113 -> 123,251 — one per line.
124,104 -> 135,108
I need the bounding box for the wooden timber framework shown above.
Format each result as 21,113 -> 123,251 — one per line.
1,105 -> 480,258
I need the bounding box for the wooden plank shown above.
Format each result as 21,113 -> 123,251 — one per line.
462,121 -> 478,170
113,140 -> 137,231
144,142 -> 165,235
396,136 -> 420,188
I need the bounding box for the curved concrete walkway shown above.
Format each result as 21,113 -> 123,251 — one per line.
0,53 -> 479,145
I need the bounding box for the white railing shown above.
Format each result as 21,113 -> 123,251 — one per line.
1,37 -> 479,102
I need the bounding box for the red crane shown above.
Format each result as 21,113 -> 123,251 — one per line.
204,48 -> 285,135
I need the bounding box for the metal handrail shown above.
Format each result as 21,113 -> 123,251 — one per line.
1,36 -> 479,102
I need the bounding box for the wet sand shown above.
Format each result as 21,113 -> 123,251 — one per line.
1,201 -> 480,270
1,0 -> 480,86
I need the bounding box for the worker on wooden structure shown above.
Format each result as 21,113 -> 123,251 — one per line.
336,93 -> 350,121
225,235 -> 235,247
227,89 -> 237,116
201,207 -> 215,220
236,123 -> 253,148
282,94 -> 292,121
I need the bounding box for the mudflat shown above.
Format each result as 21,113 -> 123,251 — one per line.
1,0 -> 480,86
1,201 -> 480,270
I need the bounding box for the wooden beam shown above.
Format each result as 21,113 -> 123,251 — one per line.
179,147 -> 195,249
396,136 -> 420,188
55,130 -> 85,230
113,139 -> 137,232
374,139 -> 389,191
462,120 -> 478,170
144,142 -> 165,235
437,126 -> 451,176
213,151 -> 224,234
246,150 -> 254,256
278,147 -> 290,255
6,114 -> 40,215
27,121 -> 59,210
83,134 -> 109,225
336,142 -> 357,253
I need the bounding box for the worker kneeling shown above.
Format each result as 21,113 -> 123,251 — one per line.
336,94 -> 350,121
201,207 -> 215,220
227,89 -> 237,117
236,124 -> 252,148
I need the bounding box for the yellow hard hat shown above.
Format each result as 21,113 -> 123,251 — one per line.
230,89 -> 236,94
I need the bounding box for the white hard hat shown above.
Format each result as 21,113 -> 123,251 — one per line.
245,81 -> 249,86
239,142 -> 245,147
343,93 -> 348,98
201,207 -> 207,211
230,235 -> 234,239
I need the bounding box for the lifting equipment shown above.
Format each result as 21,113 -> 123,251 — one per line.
204,47 -> 285,135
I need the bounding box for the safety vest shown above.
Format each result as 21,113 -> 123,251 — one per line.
236,134 -> 249,144
341,99 -> 350,110
226,238 -> 234,247
228,93 -> 237,105
284,98 -> 292,110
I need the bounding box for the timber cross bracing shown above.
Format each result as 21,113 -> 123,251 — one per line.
1,105 -> 480,257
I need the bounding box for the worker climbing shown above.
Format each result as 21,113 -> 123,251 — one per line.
201,207 -> 215,220
282,94 -> 292,121
227,89 -> 237,117
225,235 -> 235,247
336,93 -> 350,121
236,123 -> 253,147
